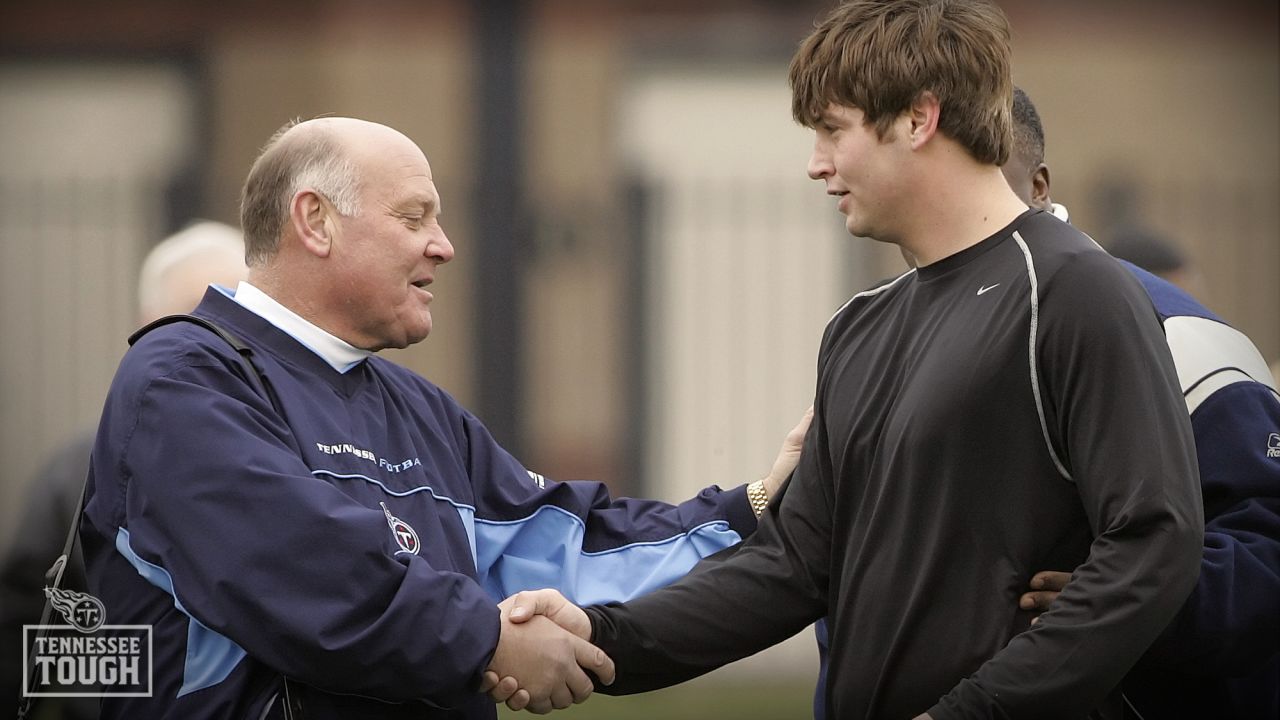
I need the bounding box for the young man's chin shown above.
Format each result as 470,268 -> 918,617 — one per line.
844,216 -> 873,240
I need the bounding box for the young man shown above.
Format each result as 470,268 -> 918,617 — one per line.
499,2 -> 1203,717
1006,86 -> 1280,720
80,117 -> 796,719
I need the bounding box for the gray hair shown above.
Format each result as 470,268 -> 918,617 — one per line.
240,120 -> 362,266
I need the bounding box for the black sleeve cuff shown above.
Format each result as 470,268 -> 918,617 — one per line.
720,484 -> 758,538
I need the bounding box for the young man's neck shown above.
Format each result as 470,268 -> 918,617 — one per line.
896,157 -> 1030,268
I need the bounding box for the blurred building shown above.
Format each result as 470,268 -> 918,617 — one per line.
2,0 -> 1277,691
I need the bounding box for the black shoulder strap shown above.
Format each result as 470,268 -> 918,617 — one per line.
20,315 -> 299,720
129,314 -> 275,407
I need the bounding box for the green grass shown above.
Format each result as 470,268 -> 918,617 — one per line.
496,677 -> 814,720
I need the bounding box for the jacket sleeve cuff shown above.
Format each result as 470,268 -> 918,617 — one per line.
720,484 -> 758,538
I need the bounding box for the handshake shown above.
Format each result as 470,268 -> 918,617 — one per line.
482,589 -> 614,714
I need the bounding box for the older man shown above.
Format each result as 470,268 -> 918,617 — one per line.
80,117 -> 790,719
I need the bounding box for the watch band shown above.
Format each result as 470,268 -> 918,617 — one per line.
747,480 -> 770,518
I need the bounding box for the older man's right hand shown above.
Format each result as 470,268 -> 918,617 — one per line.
485,590 -> 613,713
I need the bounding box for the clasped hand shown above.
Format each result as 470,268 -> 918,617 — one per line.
483,589 -> 612,714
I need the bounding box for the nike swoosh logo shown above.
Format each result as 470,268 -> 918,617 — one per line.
977,283 -> 1001,295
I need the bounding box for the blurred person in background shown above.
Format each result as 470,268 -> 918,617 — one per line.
1104,224 -> 1207,299
1004,85 -> 1280,720
78,116 -> 804,719
497,1 -> 1203,717
1,220 -> 249,720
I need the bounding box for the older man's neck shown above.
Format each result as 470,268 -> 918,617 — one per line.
247,266 -> 333,337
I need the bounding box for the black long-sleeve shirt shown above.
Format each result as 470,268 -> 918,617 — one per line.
587,210 -> 1204,719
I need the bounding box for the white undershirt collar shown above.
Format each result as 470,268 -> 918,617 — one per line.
224,281 -> 371,374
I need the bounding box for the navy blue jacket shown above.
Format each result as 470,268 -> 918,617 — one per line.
81,287 -> 757,719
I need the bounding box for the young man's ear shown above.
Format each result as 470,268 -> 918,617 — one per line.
1031,163 -> 1052,209
289,190 -> 335,258
906,91 -> 941,149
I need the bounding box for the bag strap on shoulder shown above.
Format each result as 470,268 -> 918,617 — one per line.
129,314 -> 273,402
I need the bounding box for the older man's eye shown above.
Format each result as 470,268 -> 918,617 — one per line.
401,215 -> 423,228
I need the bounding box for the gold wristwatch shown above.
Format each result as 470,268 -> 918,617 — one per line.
747,480 -> 770,518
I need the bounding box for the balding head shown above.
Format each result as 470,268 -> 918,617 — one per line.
239,117 -> 383,265
138,220 -> 249,324
237,117 -> 451,351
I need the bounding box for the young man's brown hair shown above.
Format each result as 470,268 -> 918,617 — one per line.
789,0 -> 1014,166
